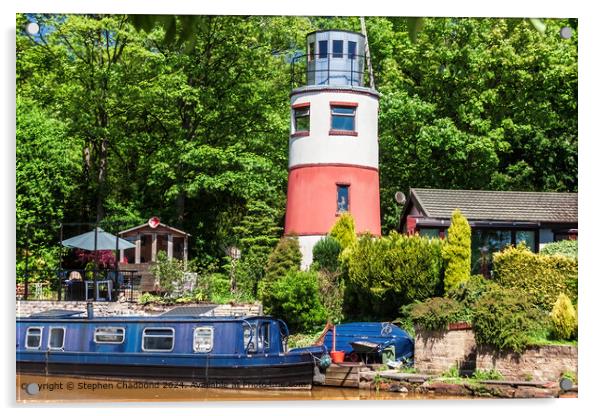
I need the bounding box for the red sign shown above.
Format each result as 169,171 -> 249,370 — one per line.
148,217 -> 160,228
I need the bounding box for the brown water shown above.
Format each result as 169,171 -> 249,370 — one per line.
16,373 -> 468,403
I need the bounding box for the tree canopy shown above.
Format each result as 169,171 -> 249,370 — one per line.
16,15 -> 577,273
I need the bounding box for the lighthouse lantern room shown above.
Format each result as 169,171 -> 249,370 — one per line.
285,30 -> 381,268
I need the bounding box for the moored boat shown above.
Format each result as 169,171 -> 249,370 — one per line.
16,306 -> 328,388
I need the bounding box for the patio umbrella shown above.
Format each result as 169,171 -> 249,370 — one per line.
61,227 -> 135,251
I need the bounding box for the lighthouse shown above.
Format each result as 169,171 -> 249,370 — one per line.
285,30 -> 381,268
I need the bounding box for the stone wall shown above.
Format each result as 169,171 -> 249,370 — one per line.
477,344 -> 578,382
16,300 -> 262,318
414,327 -> 476,375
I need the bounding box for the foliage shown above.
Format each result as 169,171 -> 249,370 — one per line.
150,251 -> 189,297
472,286 -> 546,353
262,270 -> 327,332
442,209 -> 472,293
316,270 -> 345,323
447,274 -> 500,322
138,293 -> 164,305
540,240 -> 578,259
472,369 -> 503,381
74,249 -> 115,269
287,330 -> 322,349
312,236 -> 342,272
261,236 -> 302,290
442,365 -> 460,378
550,293 -> 578,341
329,213 -> 357,251
346,232 -> 444,319
409,297 -> 465,331
492,244 -> 578,310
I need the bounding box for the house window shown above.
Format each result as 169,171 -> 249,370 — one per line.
293,105 -> 310,134
319,40 -> 328,59
516,230 -> 536,252
333,40 -> 344,58
330,103 -> 357,133
142,328 -> 174,352
193,327 -> 213,353
337,185 -> 349,213
418,228 -> 440,239
94,327 -> 125,344
308,42 -> 315,61
348,41 -> 357,60
26,327 -> 42,349
48,327 -> 65,350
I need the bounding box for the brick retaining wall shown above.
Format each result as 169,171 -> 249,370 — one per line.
16,300 -> 262,318
414,327 -> 476,376
477,344 -> 578,382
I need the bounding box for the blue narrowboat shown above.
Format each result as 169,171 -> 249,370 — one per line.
16,307 -> 328,387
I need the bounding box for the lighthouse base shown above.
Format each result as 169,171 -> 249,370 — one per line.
294,235 -> 325,270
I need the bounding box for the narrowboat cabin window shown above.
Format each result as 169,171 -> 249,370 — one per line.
142,328 -> 174,352
331,105 -> 356,132
243,324 -> 257,352
293,106 -> 310,133
333,40 -> 344,58
261,322 -> 270,350
193,327 -> 213,353
318,40 -> 328,59
48,327 -> 65,350
94,327 -> 125,344
348,41 -> 357,59
25,327 -> 42,349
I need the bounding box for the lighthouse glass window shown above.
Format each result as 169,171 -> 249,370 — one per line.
294,106 -> 310,133
337,185 -> 349,213
331,105 -> 356,132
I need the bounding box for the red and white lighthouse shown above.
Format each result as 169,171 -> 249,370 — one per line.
285,30 -> 381,267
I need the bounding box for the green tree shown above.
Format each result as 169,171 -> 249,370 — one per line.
550,293 -> 577,341
259,236 -> 302,302
329,213 -> 357,250
442,209 -> 472,293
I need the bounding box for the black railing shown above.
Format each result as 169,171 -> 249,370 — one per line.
290,53 -> 367,89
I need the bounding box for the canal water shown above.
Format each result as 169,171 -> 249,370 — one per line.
16,374 -> 468,403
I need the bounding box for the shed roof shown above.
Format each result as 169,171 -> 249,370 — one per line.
118,222 -> 191,237
406,188 -> 578,224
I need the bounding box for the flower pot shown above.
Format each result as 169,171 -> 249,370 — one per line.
330,350 -> 345,363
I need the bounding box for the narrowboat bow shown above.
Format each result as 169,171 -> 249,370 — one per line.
16,306 -> 328,388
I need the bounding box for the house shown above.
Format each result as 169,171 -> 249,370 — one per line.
399,188 -> 577,273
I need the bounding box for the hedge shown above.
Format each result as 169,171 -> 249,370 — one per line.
346,232 -> 444,318
540,240 -> 578,259
409,297 -> 465,331
492,245 -> 577,310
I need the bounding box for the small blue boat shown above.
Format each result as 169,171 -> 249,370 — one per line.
16,306 -> 328,388
318,322 -> 414,364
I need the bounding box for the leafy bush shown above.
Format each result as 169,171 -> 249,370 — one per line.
329,213 -> 357,250
448,274 -> 500,307
263,270 -> 327,332
312,236 -> 342,272
410,297 -> 466,330
150,251 -> 188,297
138,293 -> 164,305
492,245 -> 578,310
472,369 -> 503,381
346,232 -> 444,318
550,293 -> 577,341
263,236 -> 302,284
442,209 -> 472,293
540,240 -> 578,259
316,270 -> 345,323
472,287 -> 546,353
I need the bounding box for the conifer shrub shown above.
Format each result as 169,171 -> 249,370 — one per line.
442,209 -> 472,293
540,240 -> 578,259
472,287 -> 545,353
345,232 -> 444,319
259,236 -> 301,302
550,293 -> 578,341
262,269 -> 327,332
492,244 -> 578,310
409,297 -> 465,331
329,212 -> 357,250
312,236 -> 342,272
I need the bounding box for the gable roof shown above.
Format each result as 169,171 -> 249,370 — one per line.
118,222 -> 191,237
406,188 -> 578,224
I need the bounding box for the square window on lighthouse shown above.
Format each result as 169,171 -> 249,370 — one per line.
337,185 -> 349,213
331,105 -> 356,132
293,105 -> 310,133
